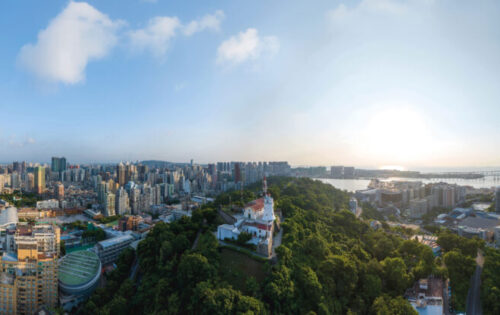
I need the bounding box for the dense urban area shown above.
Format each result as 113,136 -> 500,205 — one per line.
0,159 -> 499,315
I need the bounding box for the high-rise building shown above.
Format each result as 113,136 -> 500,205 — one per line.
208,163 -> 217,188
0,224 -> 60,314
56,182 -> 65,201
115,187 -> 129,215
343,166 -> 356,179
105,192 -> 116,217
129,187 -> 140,214
138,165 -> 148,182
126,164 -> 137,183
234,163 -> 242,183
10,173 -> 21,190
117,162 -> 126,186
51,157 -> 67,173
442,186 -> 455,208
496,187 -> 500,213
34,166 -> 46,194
97,181 -> 108,206
25,173 -> 34,192
330,166 -> 344,178
12,161 -> 21,174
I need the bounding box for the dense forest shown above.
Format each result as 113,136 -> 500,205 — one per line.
78,177 -> 455,314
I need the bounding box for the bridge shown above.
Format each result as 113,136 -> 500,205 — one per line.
422,170 -> 500,176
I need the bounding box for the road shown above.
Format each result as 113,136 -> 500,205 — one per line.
443,279 -> 450,315
129,257 -> 139,280
466,251 -> 484,315
217,208 -> 237,224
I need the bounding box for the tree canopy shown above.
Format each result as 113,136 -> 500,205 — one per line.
78,177 -> 438,314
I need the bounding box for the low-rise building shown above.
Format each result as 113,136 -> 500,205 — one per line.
406,277 -> 444,315
59,250 -> 101,311
412,235 -> 441,256
36,199 -> 60,209
95,234 -> 134,265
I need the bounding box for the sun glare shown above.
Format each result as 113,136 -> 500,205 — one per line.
360,107 -> 434,164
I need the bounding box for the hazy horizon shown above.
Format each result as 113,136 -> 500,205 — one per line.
1,158 -> 500,173
2,0 -> 500,167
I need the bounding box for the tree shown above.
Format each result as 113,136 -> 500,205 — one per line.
264,265 -> 295,314
177,253 -> 216,289
380,257 -> 410,294
191,282 -> 265,315
318,255 -> 358,300
372,295 -> 418,315
437,230 -> 483,257
245,277 -> 260,298
295,265 -> 323,312
196,232 -> 219,264
444,250 -> 476,311
104,296 -> 128,315
276,245 -> 292,266
360,272 -> 382,305
482,248 -> 500,315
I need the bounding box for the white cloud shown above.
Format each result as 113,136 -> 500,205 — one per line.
327,0 -> 433,26
129,11 -> 224,57
217,28 -> 279,65
129,16 -> 181,57
6,136 -> 36,148
18,1 -> 122,84
183,10 -> 225,36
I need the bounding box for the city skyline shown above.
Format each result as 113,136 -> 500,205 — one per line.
1,0 -> 500,167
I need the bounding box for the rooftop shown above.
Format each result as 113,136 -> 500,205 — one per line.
0,207 -> 18,227
58,250 -> 101,287
406,277 -> 444,301
245,198 -> 265,212
459,216 -> 499,231
98,234 -> 134,249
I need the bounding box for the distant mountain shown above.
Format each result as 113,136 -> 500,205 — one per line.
139,160 -> 190,168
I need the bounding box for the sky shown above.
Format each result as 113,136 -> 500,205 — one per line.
1,0 -> 500,168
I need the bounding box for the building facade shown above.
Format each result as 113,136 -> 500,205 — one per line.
34,166 -> 45,194
0,224 -> 60,314
95,234 -> 134,265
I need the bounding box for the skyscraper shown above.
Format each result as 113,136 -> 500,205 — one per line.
97,181 -> 108,206
208,163 -> 217,188
117,162 -> 126,186
12,161 -> 21,174
51,157 -> 67,173
234,163 -> 242,183
105,192 -> 116,216
34,166 -> 46,194
115,187 -> 130,215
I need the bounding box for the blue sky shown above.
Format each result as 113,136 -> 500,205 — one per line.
1,0 -> 500,168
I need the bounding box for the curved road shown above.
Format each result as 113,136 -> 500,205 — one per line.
466,251 -> 484,315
